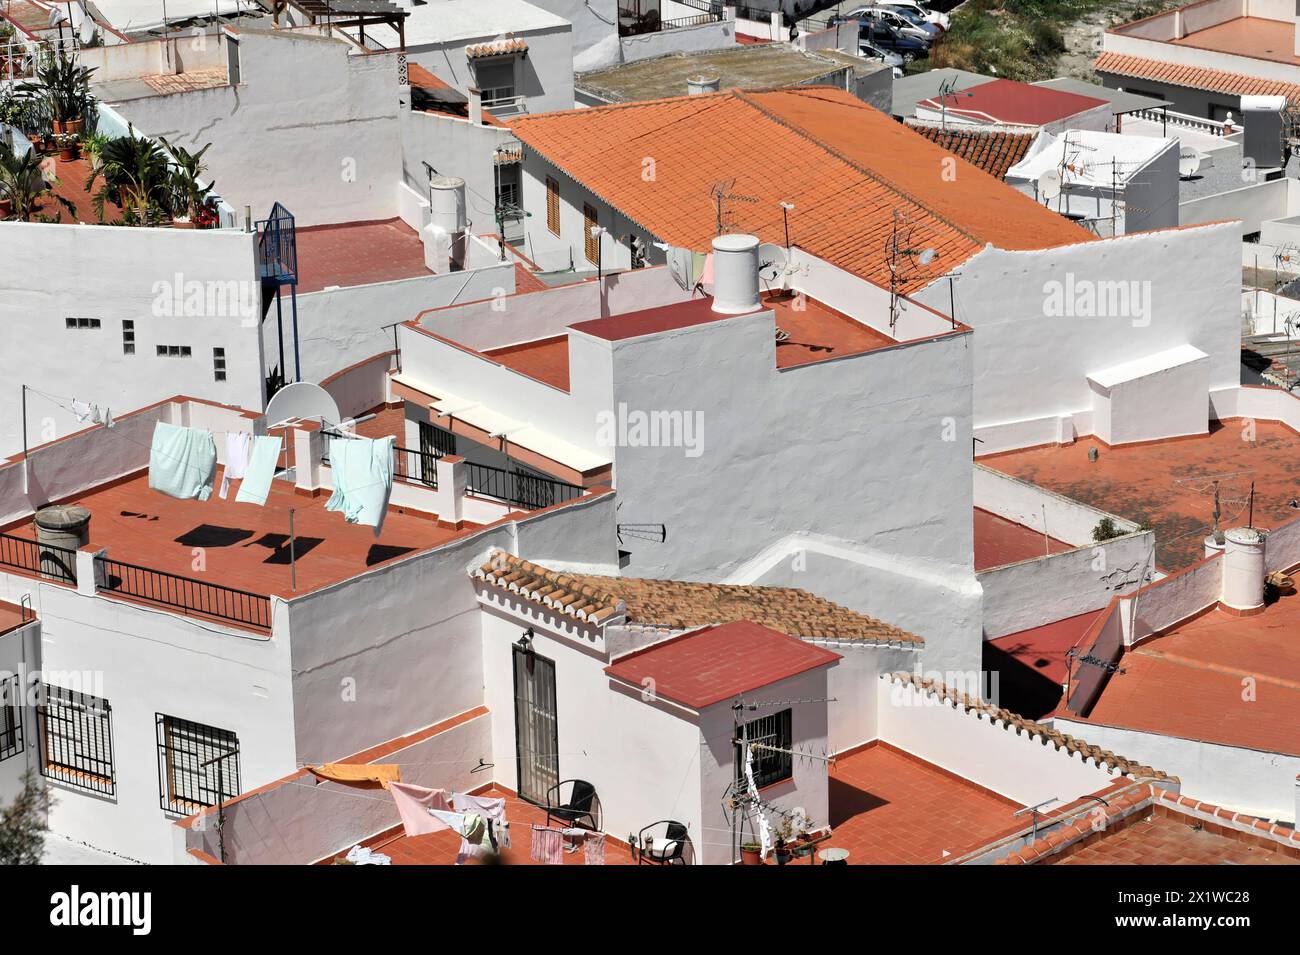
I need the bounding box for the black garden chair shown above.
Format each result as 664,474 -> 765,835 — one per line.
637,820 -> 694,865
545,779 -> 602,831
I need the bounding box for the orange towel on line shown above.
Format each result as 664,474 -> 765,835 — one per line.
308,763 -> 402,789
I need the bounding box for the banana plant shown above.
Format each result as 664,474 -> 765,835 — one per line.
0,142 -> 77,221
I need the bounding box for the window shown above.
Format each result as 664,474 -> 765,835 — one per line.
0,673 -> 22,763
65,317 -> 100,329
37,684 -> 114,795
155,714 -> 240,814
546,176 -> 560,236
122,320 -> 135,355
583,203 -> 599,264
156,345 -> 192,358
213,347 -> 227,382
419,420 -> 456,457
735,708 -> 792,789
474,57 -> 516,108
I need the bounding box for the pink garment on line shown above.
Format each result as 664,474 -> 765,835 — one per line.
530,825 -> 564,865
389,782 -> 453,837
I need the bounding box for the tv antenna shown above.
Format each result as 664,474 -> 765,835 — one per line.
885,210 -> 937,331
710,178 -> 759,235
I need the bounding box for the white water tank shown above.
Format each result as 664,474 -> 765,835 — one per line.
424,175 -> 467,273
688,73 -> 721,96
1221,527 -> 1266,612
710,234 -> 761,314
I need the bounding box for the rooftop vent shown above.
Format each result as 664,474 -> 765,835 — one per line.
34,504 -> 90,583
688,73 -> 721,96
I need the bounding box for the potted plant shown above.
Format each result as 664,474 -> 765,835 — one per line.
20,51 -> 96,136
81,130 -> 109,170
740,842 -> 763,865
84,129 -> 170,225
55,132 -> 78,161
158,136 -> 213,229
0,141 -> 76,221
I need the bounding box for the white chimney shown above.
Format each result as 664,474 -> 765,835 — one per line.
1220,526 -> 1266,613
710,234 -> 761,314
688,73 -> 720,96
423,175 -> 467,273
468,87 -> 482,126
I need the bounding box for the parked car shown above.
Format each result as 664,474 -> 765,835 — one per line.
846,6 -> 939,44
861,20 -> 929,60
858,38 -> 906,71
881,0 -> 950,31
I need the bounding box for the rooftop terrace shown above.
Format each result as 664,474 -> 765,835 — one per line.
974,506 -> 1072,571
294,218 -> 433,293
980,420 -> 1300,571
1169,16 -> 1300,67
1051,809 -> 1298,864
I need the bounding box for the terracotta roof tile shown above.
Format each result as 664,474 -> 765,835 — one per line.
1094,50 -> 1300,104
905,123 -> 1038,180
467,38 -> 528,58
510,86 -> 1094,288
472,550 -> 923,645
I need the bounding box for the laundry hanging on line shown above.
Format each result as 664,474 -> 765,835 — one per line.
149,422 -> 217,501
308,763 -> 402,790
325,435 -> 395,535
219,431 -> 251,500
234,435 -> 282,506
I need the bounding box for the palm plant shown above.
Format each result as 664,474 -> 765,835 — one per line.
19,51 -> 95,131
84,131 -> 171,225
0,142 -> 76,221
158,136 -> 214,223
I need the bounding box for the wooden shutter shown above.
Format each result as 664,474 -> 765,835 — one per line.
546,176 -> 560,236
584,203 -> 599,264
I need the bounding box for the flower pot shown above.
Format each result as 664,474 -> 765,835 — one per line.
58,145 -> 77,161
172,220 -> 197,229
65,118 -> 85,135
52,120 -> 66,135
740,845 -> 763,866
0,198 -> 12,219
774,847 -> 792,865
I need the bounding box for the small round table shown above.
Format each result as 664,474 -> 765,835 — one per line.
818,847 -> 849,866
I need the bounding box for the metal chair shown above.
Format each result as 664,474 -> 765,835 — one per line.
544,779 -> 602,831
637,820 -> 694,865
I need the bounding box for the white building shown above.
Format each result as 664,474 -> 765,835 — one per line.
1005,128 -> 1181,236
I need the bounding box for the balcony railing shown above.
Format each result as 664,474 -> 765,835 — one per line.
0,532 -> 77,585
464,462 -> 584,511
394,445 -> 439,488
95,556 -> 272,631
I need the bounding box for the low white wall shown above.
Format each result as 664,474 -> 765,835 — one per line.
878,676 -> 1123,810
975,463 -> 1138,546
1055,717 -> 1300,823
1181,177 -> 1298,235
619,19 -> 736,64
321,352 -> 396,421
1119,553 -> 1223,645
181,709 -> 492,864
980,530 -> 1154,640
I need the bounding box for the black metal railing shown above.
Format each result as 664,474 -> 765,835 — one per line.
156,714 -> 241,814
394,445 -> 439,488
95,556 -> 272,631
256,201 -> 298,284
0,672 -> 23,764
464,461 -> 584,511
663,12 -> 719,30
37,684 -> 115,796
0,531 -> 78,585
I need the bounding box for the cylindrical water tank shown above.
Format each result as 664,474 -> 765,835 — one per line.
688,73 -> 721,96
429,175 -> 466,235
1221,526 -> 1266,612
710,234 -> 761,315
34,504 -> 90,583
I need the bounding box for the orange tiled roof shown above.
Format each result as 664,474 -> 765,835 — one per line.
472,550 -> 923,645
407,62 -> 452,91
1094,50 -> 1300,104
905,123 -> 1038,180
509,86 -> 1095,287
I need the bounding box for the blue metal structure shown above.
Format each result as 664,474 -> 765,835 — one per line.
256,203 -> 301,397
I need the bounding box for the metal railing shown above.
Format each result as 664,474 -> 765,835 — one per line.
394,445 -> 439,488
256,202 -> 298,283
0,531 -> 78,585
464,461 -> 583,511
95,556 -> 272,631
37,683 -> 115,796
155,714 -> 241,814
662,13 -> 720,30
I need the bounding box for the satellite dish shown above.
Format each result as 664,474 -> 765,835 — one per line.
1038,168 -> 1062,200
757,242 -> 789,283
264,381 -> 341,430
1178,150 -> 1202,178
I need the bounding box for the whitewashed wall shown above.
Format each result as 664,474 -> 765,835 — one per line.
0,223 -> 264,460
1055,717 -> 1300,823
105,30 -> 403,227
0,617 -> 40,809
408,27 -> 574,116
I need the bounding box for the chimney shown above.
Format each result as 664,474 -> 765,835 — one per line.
468,87 -> 482,126
1220,526 -> 1266,614
687,73 -> 721,96
423,175 -> 467,273
34,504 -> 90,583
710,234 -> 761,314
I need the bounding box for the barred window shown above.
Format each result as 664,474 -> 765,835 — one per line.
65,317 -> 101,329
156,714 -> 240,814
0,673 -> 22,763
37,684 -> 114,795
122,320 -> 135,355
213,347 -> 227,382
735,708 -> 792,790
156,344 -> 192,358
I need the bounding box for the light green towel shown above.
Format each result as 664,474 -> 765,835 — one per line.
235,435 -> 282,506
326,436 -> 394,534
149,422 -> 216,501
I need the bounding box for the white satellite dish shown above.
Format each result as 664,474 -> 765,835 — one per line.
757,242 -> 789,284
264,381 -> 341,430
1178,150 -> 1202,178
1038,168 -> 1062,200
